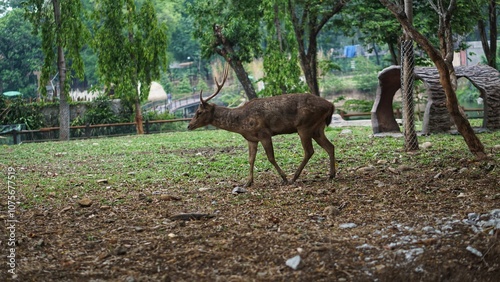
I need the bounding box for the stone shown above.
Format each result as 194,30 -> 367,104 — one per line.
285,255 -> 302,270
77,198 -> 92,207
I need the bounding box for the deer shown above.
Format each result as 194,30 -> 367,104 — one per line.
187,66 -> 336,187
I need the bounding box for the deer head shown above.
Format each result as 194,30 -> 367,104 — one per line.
188,66 -> 229,130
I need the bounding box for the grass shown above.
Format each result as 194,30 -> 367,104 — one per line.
1,125 -> 498,208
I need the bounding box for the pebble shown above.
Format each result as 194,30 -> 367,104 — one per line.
466,246 -> 483,257
285,255 -> 302,270
421,141 -> 432,149
232,187 -> 247,194
339,223 -> 357,229
77,198 -> 92,207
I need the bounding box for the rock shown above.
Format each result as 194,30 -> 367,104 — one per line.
339,223 -> 357,229
357,166 -> 375,173
77,198 -> 92,207
421,141 -> 433,149
356,243 -> 374,249
466,246 -> 483,257
285,255 -> 302,270
232,186 -> 247,194
377,159 -> 388,165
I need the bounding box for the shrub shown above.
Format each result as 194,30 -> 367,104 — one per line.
0,97 -> 45,129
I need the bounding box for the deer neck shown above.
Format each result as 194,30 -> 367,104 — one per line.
211,106 -> 241,133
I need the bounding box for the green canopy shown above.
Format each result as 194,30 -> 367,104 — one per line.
2,91 -> 22,97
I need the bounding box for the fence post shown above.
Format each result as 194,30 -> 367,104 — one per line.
85,123 -> 91,138
145,119 -> 150,134
12,130 -> 18,145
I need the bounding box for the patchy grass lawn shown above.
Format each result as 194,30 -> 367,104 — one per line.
1,125 -> 499,281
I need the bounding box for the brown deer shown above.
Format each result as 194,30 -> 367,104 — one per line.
187,67 -> 335,187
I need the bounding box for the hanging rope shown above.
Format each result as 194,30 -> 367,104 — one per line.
400,39 -> 419,151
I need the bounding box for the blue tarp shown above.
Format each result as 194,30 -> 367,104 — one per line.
343,45 -> 357,58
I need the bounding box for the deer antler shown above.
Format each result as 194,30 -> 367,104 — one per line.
200,64 -> 229,103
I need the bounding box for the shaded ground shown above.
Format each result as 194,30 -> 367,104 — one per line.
2,150 -> 499,281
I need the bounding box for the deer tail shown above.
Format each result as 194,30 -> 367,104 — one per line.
325,105 -> 334,126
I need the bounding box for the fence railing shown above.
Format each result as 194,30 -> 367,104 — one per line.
0,118 -> 192,145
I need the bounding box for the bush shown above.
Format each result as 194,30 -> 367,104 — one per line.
342,99 -> 374,112
0,97 -> 45,129
72,96 -> 122,126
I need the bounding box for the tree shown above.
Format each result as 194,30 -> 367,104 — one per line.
93,0 -> 168,134
476,0 -> 497,69
24,0 -> 86,141
379,0 -> 486,158
0,8 -> 42,96
339,0 -> 401,65
260,0 -> 306,97
287,0 -> 349,96
188,0 -> 261,100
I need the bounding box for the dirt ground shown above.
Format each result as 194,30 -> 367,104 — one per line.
2,144 -> 499,281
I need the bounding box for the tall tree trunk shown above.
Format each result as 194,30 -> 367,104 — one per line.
53,0 -> 70,141
299,38 -> 320,96
388,41 -> 400,65
478,0 -> 497,69
134,96 -> 144,134
213,24 -> 257,100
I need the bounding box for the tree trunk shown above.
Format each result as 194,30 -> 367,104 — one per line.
478,0 -> 497,70
134,96 -> 144,134
213,24 -> 257,100
388,41 -> 400,65
53,0 -> 70,141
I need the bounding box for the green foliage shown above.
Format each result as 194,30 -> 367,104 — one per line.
0,97 -> 45,129
73,96 -> 121,126
195,78 -> 209,93
351,56 -> 379,93
144,110 -> 175,121
188,0 -> 262,62
92,0 -> 169,104
0,8 -> 42,96
321,75 -> 350,94
342,99 -> 374,113
175,76 -> 193,94
24,0 -> 87,96
456,79 -> 481,104
260,0 -> 306,97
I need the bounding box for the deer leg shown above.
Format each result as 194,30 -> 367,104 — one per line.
292,134 -> 314,183
313,130 -> 336,179
260,138 -> 288,184
245,141 -> 258,187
